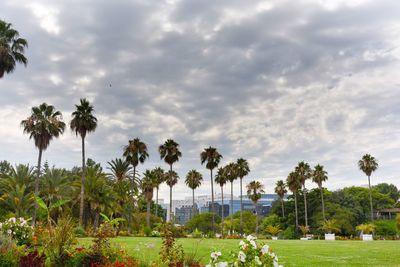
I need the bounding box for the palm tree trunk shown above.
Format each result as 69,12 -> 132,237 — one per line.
146,201 -> 151,227
230,181 -> 234,234
368,175 -> 374,221
128,165 -> 136,233
94,211 -> 100,229
281,198 -> 285,218
294,192 -> 298,229
32,148 -> 42,227
169,164 -> 173,223
221,185 -> 224,238
192,188 -> 195,219
303,185 -> 308,227
255,202 -> 258,236
240,177 -> 243,236
210,168 -> 215,234
0,68 -> 4,78
320,184 -> 326,221
155,187 -> 159,218
79,136 -> 86,227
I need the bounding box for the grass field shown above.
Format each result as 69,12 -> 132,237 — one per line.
79,237 -> 400,266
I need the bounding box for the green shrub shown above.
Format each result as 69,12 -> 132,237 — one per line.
0,233 -> 20,267
74,226 -> 87,237
280,226 -> 296,239
144,226 -> 152,237
374,220 -> 397,237
192,228 -> 203,238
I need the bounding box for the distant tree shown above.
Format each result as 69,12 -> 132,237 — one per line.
185,169 -> 203,219
373,183 -> 399,203
0,20 -> 28,78
312,164 -> 328,221
200,146 -> 222,233
287,171 -> 301,230
358,154 -> 378,221
0,160 -> 12,176
225,162 -> 238,234
165,170 -> 179,223
236,158 -> 250,235
274,180 -> 287,218
71,98 -> 97,226
107,158 -> 131,182
141,170 -> 155,228
186,212 -> 221,234
295,161 -> 312,226
159,139 -> 182,222
215,167 -> 228,237
152,167 -> 166,218
21,103 -> 65,226
246,180 -> 265,236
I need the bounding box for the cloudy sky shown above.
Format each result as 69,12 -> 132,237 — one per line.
1,0 -> 400,201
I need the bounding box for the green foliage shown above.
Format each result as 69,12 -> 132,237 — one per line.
159,223 -> 185,266
299,225 -> 310,237
0,217 -> 32,246
192,228 -> 203,238
186,213 -> 221,234
396,214 -> 400,231
262,214 -> 281,228
144,226 -> 152,237
0,233 -> 20,267
265,225 -> 282,236
356,223 -> 376,234
374,220 -> 398,237
320,219 -> 340,234
280,226 -> 296,239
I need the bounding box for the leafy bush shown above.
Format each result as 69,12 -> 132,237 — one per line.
74,226 -> 87,237
320,219 -> 340,234
19,250 -> 46,267
0,217 -> 32,246
374,220 -> 397,237
158,223 -> 185,266
396,214 -> 400,232
206,235 -> 282,267
192,228 -> 203,238
265,225 -> 282,237
144,226 -> 152,237
356,223 -> 376,234
0,233 -> 21,267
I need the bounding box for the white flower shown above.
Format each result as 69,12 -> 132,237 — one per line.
7,229 -> 11,235
250,240 -> 257,249
261,244 -> 269,254
211,251 -> 221,260
9,217 -> 16,224
255,256 -> 262,265
273,260 -> 279,267
206,265 -> 212,267
246,235 -> 256,241
238,251 -> 246,262
217,262 -> 228,267
239,240 -> 245,246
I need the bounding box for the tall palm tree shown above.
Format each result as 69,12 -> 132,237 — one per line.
107,158 -> 132,182
215,167 -> 227,237
295,161 -> 311,226
287,171 -> 301,230
21,103 -> 65,226
274,180 -> 287,218
0,20 -> 28,78
165,170 -> 179,223
142,170 -> 155,228
358,154 -> 379,221
123,138 -> 148,189
200,146 -> 223,233
246,180 -> 265,236
185,169 -> 203,219
159,139 -> 182,222
225,162 -> 238,234
236,158 -> 250,235
152,167 -> 165,218
312,164 -> 328,221
41,167 -> 72,208
70,98 -> 97,226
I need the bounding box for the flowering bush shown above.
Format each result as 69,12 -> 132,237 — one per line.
207,235 -> 283,267
0,217 -> 33,245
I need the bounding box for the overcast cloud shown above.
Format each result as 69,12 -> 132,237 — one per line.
1,0 -> 400,202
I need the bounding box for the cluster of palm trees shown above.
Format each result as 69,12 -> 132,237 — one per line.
274,155 -> 379,233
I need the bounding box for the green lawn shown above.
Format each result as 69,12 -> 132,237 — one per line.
79,237 -> 400,266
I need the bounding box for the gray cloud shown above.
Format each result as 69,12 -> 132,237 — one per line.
1,0 -> 400,202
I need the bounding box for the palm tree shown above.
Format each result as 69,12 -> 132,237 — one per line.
358,154 -> 379,221
200,146 -> 222,234
159,139 -> 182,222
225,162 -> 238,234
165,170 -> 179,222
70,98 -> 97,226
312,164 -> 328,221
274,180 -> 287,218
287,171 -> 301,230
21,103 -> 65,226
141,170 -> 155,228
41,167 -> 72,209
185,169 -> 203,219
236,158 -> 250,236
107,158 -> 132,182
123,138 -> 148,188
215,167 -> 228,237
0,164 -> 34,217
295,161 -> 312,226
0,20 -> 28,78
152,167 -> 165,218
246,180 -> 265,236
